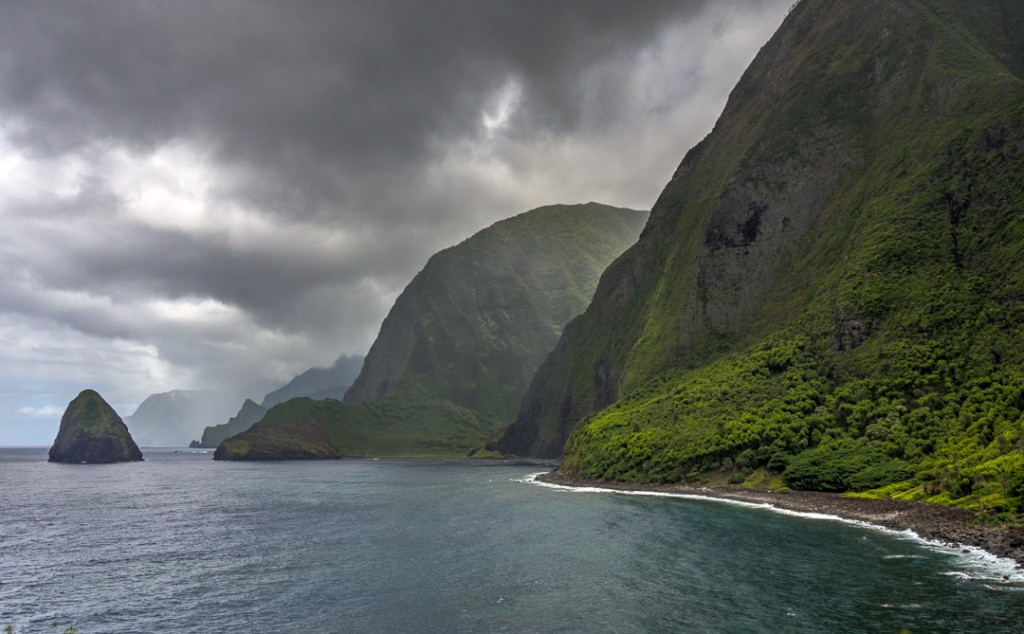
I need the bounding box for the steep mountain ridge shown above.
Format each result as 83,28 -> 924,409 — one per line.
216,203 -> 647,459
490,0 -> 888,457
344,202 -> 648,423
490,0 -> 1024,514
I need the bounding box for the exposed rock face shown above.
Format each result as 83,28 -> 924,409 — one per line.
49,389 -> 143,463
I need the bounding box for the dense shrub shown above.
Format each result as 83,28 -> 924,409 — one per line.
782,444 -> 912,491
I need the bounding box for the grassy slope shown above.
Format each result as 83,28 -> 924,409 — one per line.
216,392 -> 493,459
519,0 -> 1024,517
217,203 -> 647,459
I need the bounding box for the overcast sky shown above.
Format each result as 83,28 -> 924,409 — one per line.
0,0 -> 790,444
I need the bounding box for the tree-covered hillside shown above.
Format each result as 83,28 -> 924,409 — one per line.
491,0 -> 1024,516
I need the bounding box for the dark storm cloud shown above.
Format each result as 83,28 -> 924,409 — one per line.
0,0 -> 743,331
0,0 -> 793,443
0,1 -> 704,204
0,0 -> 729,299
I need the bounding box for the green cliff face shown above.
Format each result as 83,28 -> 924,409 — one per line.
492,0 -> 1024,515
49,389 -> 144,463
216,203 -> 647,460
344,203 -> 648,420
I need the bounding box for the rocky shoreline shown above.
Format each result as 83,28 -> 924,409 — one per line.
537,472 -> 1024,567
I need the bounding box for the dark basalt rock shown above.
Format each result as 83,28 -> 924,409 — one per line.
48,389 -> 144,464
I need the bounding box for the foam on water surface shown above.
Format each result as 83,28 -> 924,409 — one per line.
524,472 -> 1024,584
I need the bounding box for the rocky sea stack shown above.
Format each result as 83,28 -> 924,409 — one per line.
49,389 -> 144,464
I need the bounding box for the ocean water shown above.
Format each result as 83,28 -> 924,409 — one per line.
1,448 -> 1022,633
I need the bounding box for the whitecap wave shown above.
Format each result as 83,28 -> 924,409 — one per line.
938,547 -> 1024,585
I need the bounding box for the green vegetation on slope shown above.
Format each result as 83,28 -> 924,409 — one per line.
563,325 -> 1024,516
215,391 -> 494,460
218,203 -> 646,459
501,0 -> 1024,517
345,202 -> 648,424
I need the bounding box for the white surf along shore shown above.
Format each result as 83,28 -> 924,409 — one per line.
522,471 -> 1024,585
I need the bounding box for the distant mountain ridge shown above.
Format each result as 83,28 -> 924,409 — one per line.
126,390 -> 239,447
215,202 -> 648,459
262,356 -> 363,409
196,355 -> 363,448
